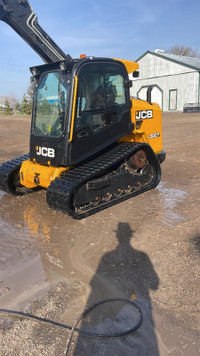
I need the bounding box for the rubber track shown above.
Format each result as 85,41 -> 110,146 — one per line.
46,142 -> 161,219
0,154 -> 29,194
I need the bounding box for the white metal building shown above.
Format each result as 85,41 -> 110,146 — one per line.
131,50 -> 200,112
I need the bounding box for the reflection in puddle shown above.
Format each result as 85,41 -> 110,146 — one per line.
0,217 -> 34,265
24,206 -> 50,243
156,182 -> 188,227
0,198 -> 49,308
23,205 -> 74,284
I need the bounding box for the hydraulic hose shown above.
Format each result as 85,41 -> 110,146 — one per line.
0,298 -> 143,356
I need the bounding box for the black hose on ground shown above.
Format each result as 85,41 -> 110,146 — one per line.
0,298 -> 143,356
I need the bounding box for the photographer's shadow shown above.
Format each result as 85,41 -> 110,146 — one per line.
74,222 -> 160,355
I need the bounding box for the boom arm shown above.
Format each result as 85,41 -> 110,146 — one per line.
0,0 -> 72,63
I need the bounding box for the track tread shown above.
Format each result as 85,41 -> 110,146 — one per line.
46,143 -> 161,219
0,154 -> 30,194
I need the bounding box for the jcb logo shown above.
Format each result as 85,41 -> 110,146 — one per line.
136,110 -> 153,120
36,146 -> 55,158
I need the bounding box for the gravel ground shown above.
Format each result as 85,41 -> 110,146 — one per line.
0,112 -> 200,355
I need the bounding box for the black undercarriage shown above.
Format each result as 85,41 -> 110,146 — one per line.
0,143 -> 161,219
46,142 -> 161,219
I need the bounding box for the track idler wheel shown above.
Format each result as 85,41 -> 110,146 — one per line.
127,149 -> 147,170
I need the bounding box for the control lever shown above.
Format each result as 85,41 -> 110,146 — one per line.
77,131 -> 89,139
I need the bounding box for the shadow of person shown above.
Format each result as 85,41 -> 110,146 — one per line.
73,222 -> 160,356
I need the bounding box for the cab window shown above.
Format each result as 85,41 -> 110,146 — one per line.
34,72 -> 68,137
75,63 -> 127,133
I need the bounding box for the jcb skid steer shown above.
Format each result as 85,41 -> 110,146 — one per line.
0,0 -> 165,219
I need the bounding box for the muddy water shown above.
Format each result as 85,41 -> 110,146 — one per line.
0,186 -> 199,355
0,192 -> 47,309
156,181 -> 188,227
0,181 -> 189,308
0,192 -> 75,305
0,113 -> 200,355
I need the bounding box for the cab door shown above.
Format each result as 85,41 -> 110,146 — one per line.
69,61 -> 132,165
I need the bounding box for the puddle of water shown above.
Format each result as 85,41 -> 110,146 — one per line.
156,182 -> 188,227
0,192 -> 199,355
0,190 -> 5,200
0,198 -> 52,309
23,205 -> 51,243
0,217 -> 35,265
0,254 -> 48,309
22,204 -> 76,282
0,209 -> 49,308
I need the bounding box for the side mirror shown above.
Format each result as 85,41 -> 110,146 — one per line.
132,71 -> 139,78
30,75 -> 38,88
124,80 -> 133,89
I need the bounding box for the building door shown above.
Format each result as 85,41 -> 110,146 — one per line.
169,89 -> 177,110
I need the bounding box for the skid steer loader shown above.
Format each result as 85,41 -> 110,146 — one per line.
0,0 -> 165,219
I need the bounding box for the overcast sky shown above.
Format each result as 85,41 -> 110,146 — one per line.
0,0 -> 199,101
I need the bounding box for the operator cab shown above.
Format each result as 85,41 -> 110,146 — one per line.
30,58 -> 133,167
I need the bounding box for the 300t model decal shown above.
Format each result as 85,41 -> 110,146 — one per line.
149,133 -> 160,139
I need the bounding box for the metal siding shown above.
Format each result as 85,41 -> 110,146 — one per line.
153,52 -> 200,70
131,53 -> 199,111
137,53 -> 196,79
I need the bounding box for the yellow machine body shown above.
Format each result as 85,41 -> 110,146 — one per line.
20,97 -> 163,190
19,58 -> 163,190
120,98 -> 163,156
20,160 -> 67,189
114,58 -> 139,74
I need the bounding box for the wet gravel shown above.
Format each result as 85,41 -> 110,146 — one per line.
0,113 -> 200,355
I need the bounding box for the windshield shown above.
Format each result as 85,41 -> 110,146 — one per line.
34,71 -> 68,137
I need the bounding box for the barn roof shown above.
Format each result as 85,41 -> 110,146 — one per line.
136,51 -> 200,71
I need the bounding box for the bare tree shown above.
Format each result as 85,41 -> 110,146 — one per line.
167,45 -> 200,58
